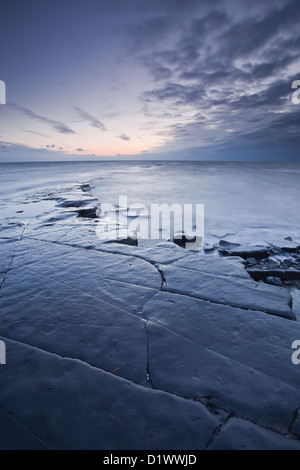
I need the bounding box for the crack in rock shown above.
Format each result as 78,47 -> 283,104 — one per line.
0,223 -> 27,292
205,413 -> 235,449
155,263 -> 167,290
145,321 -> 154,389
289,406 -> 300,435
0,403 -> 56,449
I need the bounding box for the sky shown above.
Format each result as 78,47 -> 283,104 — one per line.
0,0 -> 299,162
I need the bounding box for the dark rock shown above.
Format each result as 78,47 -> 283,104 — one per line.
173,233 -> 196,248
80,183 -> 90,192
219,245 -> 269,260
247,269 -> 300,282
246,258 -> 257,265
204,246 -> 215,253
76,207 -> 98,218
118,237 -> 138,246
282,259 -> 293,268
268,257 -> 281,266
57,200 -> 83,208
57,199 -> 98,208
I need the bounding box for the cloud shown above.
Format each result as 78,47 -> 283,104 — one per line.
0,140 -> 66,161
227,79 -> 293,110
24,129 -> 50,138
132,0 -> 300,156
76,147 -> 85,151
2,0 -> 300,161
9,103 -> 76,134
119,134 -> 130,141
139,55 -> 172,81
73,106 -> 106,131
141,83 -> 206,105
137,2 -> 300,87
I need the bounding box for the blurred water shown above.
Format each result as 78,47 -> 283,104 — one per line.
0,161 -> 299,245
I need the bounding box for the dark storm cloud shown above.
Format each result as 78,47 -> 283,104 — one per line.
132,0 -> 300,154
237,110 -> 300,143
73,106 -> 106,131
148,4 -> 291,69
228,79 -> 293,110
139,2 -> 300,85
9,103 -> 76,134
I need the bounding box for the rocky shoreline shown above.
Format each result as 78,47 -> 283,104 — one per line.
0,180 -> 299,450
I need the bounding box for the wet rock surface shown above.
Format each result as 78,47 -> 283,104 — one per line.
218,242 -> 270,260
0,182 -> 300,450
245,249 -> 300,289
214,239 -> 300,290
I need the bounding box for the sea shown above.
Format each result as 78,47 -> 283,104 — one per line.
0,161 -> 299,247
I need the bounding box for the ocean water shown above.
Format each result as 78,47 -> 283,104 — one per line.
0,161 -> 299,246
